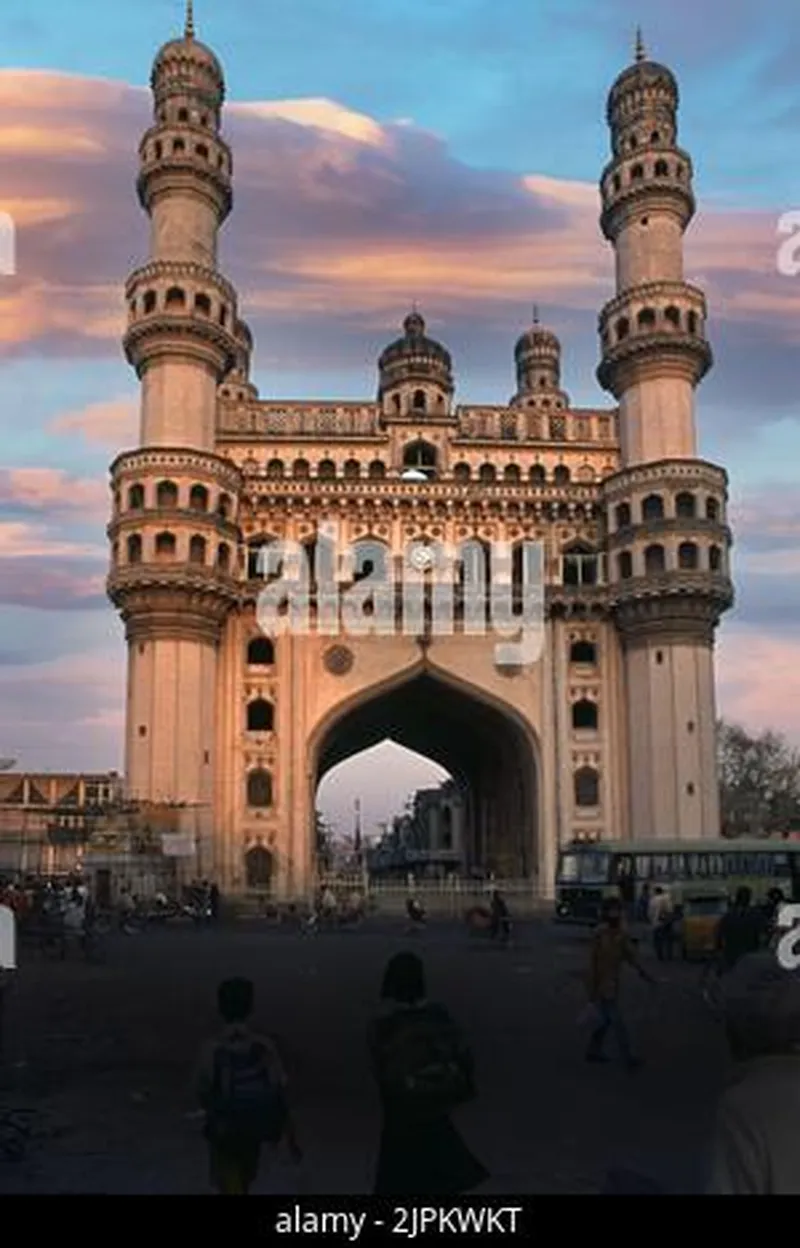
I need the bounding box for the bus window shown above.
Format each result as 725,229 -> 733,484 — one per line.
557,853 -> 580,882
612,855 -> 633,882
579,852 -> 611,884
635,855 -> 652,880
670,853 -> 687,878
653,855 -> 670,879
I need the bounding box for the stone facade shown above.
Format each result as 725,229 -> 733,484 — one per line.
107,19 -> 734,898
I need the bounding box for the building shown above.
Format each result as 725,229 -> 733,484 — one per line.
106,12 -> 733,899
369,781 -> 466,878
0,771 -> 122,876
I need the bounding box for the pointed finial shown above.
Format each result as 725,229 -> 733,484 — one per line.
532,304 -> 539,324
185,0 -> 195,39
635,26 -> 645,62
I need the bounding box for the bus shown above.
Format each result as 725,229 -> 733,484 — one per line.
554,839 -> 800,924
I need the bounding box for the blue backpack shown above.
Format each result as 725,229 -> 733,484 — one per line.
209,1041 -> 287,1144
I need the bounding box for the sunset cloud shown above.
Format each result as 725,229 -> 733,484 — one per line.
0,468 -> 107,517
48,396 -> 138,449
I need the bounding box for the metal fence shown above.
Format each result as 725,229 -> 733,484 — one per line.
240,876 -> 550,917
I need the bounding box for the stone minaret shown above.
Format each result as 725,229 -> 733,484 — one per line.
107,3 -> 242,810
598,34 -> 734,840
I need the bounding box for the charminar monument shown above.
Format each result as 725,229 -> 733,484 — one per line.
106,7 -> 734,898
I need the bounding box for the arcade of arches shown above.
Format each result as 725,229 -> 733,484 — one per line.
313,673 -> 538,877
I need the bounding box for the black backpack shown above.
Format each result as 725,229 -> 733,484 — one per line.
378,1005 -> 475,1114
208,1041 -> 287,1144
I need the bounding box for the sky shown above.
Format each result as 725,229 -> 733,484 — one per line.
1,0 -> 800,838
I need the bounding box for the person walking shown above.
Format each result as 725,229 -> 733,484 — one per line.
707,953 -> 800,1193
368,952 -> 487,1195
195,977 -> 301,1194
585,897 -> 656,1071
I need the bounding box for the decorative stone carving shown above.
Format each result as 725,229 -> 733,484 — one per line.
323,644 -> 354,675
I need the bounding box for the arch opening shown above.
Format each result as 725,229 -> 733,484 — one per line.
313,671 -> 538,880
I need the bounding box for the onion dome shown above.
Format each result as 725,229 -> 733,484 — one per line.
606,28 -> 677,127
151,1 -> 225,106
514,307 -> 561,390
378,309 -> 453,397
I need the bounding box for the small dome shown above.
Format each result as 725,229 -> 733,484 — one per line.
153,36 -> 223,80
607,57 -> 678,125
515,320 -> 560,360
378,310 -> 452,370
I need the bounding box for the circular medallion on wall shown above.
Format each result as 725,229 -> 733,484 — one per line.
324,644 -> 354,675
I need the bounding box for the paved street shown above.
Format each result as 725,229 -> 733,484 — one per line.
0,919 -> 730,1193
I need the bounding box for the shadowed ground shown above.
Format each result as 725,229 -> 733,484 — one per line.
0,919 -> 729,1193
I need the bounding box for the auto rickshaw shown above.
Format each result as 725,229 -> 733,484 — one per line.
678,892 -> 728,960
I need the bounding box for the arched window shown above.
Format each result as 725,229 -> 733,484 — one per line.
368,460 -> 386,479
164,286 -> 185,308
247,540 -> 281,581
478,463 -> 496,484
194,292 -> 211,316
642,493 -> 664,521
687,311 -> 698,334
266,459 -> 284,479
572,699 -> 599,730
412,389 -> 427,411
553,465 -> 570,486
246,768 -> 273,808
154,531 -> 176,560
705,497 -> 719,522
678,542 -> 699,570
128,484 -> 145,510
574,767 -> 600,807
453,462 -> 471,482
143,290 -> 157,314
403,441 -> 436,477
618,551 -> 633,579
188,535 -> 206,564
654,159 -> 669,177
217,493 -> 232,519
664,305 -> 681,327
503,464 -> 521,483
570,640 -> 597,664
631,163 -> 644,180
317,459 -> 336,479
637,307 -> 656,328
217,542 -> 230,572
529,464 -> 546,484
343,459 -> 361,480
293,458 -> 310,479
709,545 -> 722,572
195,143 -> 209,160
644,544 -> 666,573
189,484 -> 209,511
177,107 -> 189,122
247,637 -> 274,666
127,534 -> 142,564
156,480 -> 178,508
562,543 -> 598,587
675,491 -> 696,518
246,699 -> 274,732
616,318 -> 630,340
244,845 -> 273,890
350,538 -> 391,584
615,502 -> 631,529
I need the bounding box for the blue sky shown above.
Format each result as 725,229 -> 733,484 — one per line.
0,0 -> 799,836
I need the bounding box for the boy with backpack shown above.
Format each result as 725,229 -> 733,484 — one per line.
368,952 -> 487,1195
195,977 -> 301,1194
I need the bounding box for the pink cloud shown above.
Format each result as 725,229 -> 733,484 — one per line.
0,68 -> 793,357
0,468 -> 107,517
48,396 -> 138,449
717,625 -> 800,743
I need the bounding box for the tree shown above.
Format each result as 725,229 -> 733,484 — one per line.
717,719 -> 800,837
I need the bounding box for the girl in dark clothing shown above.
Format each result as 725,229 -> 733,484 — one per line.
368,952 -> 488,1196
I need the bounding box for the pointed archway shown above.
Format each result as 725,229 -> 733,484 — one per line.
311,668 -> 539,877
